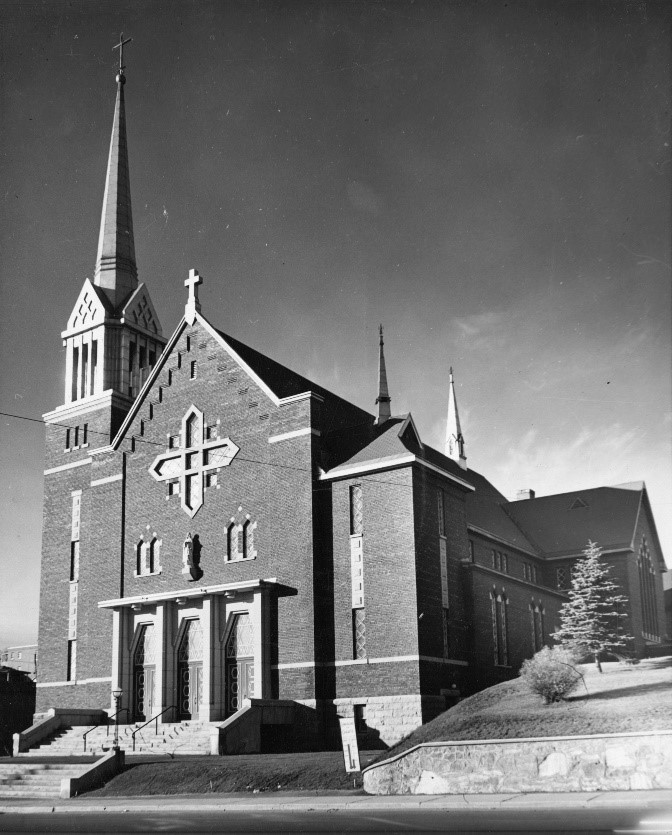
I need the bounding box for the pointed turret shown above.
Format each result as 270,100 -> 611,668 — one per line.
93,41 -> 137,310
375,324 -> 392,424
445,367 -> 467,469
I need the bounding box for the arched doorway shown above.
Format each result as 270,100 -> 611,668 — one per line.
132,624 -> 156,722
225,613 -> 254,716
177,619 -> 203,720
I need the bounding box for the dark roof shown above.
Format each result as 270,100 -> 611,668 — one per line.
465,469 -> 540,554
324,415 -> 474,487
218,330 -> 331,400
503,484 -> 644,557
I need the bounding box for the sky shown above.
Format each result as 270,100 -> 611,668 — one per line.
0,0 -> 670,647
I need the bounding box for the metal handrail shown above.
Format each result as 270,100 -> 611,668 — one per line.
106,707 -> 131,737
132,705 -> 178,751
82,708 -> 130,752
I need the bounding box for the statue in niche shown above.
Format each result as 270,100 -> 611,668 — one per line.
182,532 -> 204,582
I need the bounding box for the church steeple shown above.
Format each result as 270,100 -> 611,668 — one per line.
445,367 -> 467,469
375,324 -> 392,425
93,35 -> 137,310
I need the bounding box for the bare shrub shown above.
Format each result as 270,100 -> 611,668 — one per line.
520,647 -> 582,704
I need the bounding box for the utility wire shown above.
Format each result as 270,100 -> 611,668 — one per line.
0,409 -> 418,491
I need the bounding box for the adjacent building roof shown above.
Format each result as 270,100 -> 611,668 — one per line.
503,483 -> 646,557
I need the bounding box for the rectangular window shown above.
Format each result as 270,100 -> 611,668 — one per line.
186,335 -> 191,352
70,541 -> 80,582
82,343 -> 89,397
353,608 -> 366,659
91,340 -> 98,393
190,360 -> 197,379
349,485 -> 363,536
149,349 -> 156,367
437,489 -> 445,537
468,539 -> 474,562
492,594 -> 508,666
72,347 -> 79,401
128,341 -> 136,373
66,640 -> 76,681
556,566 -> 570,589
74,425 -> 79,447
71,492 -> 81,541
65,427 -> 71,450
82,423 -> 88,445
139,345 -> 147,369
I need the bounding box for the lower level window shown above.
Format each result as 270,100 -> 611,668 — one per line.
353,608 -> 366,659
66,639 -> 77,681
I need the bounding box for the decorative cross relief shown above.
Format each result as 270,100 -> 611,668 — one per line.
149,406 -> 239,518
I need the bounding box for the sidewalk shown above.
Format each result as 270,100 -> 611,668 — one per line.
1,789 -> 670,815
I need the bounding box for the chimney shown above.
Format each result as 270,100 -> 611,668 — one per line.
516,489 -> 535,501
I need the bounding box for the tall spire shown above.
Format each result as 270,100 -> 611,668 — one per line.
375,324 -> 392,424
445,366 -> 467,469
93,34 -> 137,310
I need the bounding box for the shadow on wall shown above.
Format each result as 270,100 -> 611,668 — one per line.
0,668 -> 36,756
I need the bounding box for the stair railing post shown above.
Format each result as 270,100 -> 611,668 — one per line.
112,687 -> 122,751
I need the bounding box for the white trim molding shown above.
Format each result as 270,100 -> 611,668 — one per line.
44,458 -> 92,476
268,427 -> 320,444
91,473 -> 123,487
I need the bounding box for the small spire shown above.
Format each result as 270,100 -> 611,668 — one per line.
93,34 -> 137,310
445,366 -> 467,469
375,324 -> 392,424
185,269 -> 203,324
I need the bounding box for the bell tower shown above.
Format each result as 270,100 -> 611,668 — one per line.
47,37 -> 165,448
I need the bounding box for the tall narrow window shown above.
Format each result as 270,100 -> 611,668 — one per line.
238,524 -> 246,559
128,341 -> 136,372
491,592 -> 508,666
82,423 -> 88,445
442,608 -> 450,658
530,604 -> 544,651
148,538 -> 156,574
638,536 -> 659,639
66,639 -> 76,681
468,540 -> 474,562
190,360 -> 197,380
136,541 -> 144,575
227,524 -> 236,560
71,347 -> 79,401
82,343 -> 89,397
91,340 -> 98,394
349,485 -> 363,536
437,489 -> 445,537
65,427 -> 71,450
139,345 -> 147,369
74,426 -> 79,447
70,541 -> 80,582
353,608 -> 366,659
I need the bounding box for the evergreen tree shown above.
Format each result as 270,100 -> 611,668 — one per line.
552,541 -> 631,672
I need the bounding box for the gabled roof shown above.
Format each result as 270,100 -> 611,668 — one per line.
503,484 -> 646,557
322,415 -> 474,490
465,469 -> 541,555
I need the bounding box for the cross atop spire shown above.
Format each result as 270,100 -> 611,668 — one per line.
93,40 -> 137,310
112,33 -> 132,83
375,324 -> 392,425
445,366 -> 467,469
185,269 -> 203,324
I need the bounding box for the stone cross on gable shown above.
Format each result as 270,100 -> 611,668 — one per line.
184,269 -> 202,324
149,406 -> 239,518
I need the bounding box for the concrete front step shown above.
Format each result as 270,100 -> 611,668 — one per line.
0,763 -> 89,798
19,722 -> 218,757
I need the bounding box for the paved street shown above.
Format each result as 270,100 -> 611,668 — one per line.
1,791 -> 670,834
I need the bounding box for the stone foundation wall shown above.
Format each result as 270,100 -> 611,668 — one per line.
363,730 -> 672,794
332,695 -> 443,748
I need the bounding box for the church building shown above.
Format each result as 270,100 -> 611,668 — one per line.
35,62 -> 668,750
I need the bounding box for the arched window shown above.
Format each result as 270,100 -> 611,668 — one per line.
227,524 -> 236,561
638,536 -> 659,640
136,541 -> 144,575
530,602 -> 544,652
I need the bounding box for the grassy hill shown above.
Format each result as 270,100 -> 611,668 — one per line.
376,656 -> 672,763
87,657 -> 670,796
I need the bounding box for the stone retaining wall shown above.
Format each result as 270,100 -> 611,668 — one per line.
363,730 -> 672,794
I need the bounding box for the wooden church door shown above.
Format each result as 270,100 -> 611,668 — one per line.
132,624 -> 156,722
177,619 -> 203,720
225,613 -> 254,716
